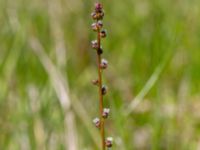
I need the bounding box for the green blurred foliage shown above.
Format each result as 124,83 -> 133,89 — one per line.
0,0 -> 200,149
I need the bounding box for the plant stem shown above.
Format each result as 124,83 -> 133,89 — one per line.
97,25 -> 105,150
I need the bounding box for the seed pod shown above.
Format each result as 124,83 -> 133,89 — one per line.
105,137 -> 113,148
91,40 -> 98,49
100,58 -> 108,69
93,117 -> 100,128
100,29 -> 107,38
102,108 -> 110,118
102,85 -> 107,95
97,48 -> 103,55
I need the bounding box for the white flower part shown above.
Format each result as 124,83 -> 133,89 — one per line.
103,108 -> 110,118
103,108 -> 110,114
91,40 -> 98,45
91,23 -> 98,31
100,58 -> 108,69
91,40 -> 98,49
97,20 -> 103,28
93,117 -> 100,124
101,58 -> 108,65
106,137 -> 113,142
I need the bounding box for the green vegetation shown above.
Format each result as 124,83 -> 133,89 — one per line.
0,0 -> 200,149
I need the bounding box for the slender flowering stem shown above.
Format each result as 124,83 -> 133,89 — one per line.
97,22 -> 105,150
91,3 -> 112,150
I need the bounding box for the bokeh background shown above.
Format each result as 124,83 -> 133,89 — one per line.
0,0 -> 200,149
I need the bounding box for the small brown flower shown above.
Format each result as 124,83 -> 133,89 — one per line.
100,58 -> 108,69
97,11 -> 104,20
91,12 -> 97,20
91,23 -> 98,31
91,40 -> 98,49
91,21 -> 103,31
105,137 -> 113,148
97,21 -> 103,28
93,117 -> 100,128
102,108 -> 110,118
92,79 -> 99,86
91,11 -> 104,20
100,29 -> 107,38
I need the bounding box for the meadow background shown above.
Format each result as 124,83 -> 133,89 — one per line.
0,0 -> 200,149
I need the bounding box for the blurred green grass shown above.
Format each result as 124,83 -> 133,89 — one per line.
0,0 -> 200,149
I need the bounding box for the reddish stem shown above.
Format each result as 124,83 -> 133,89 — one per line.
97,24 -> 105,150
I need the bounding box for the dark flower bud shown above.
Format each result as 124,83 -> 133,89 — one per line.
91,40 -> 98,49
100,58 -> 108,69
91,11 -> 104,20
97,11 -> 104,20
102,85 -> 107,95
91,23 -> 98,31
95,3 -> 103,12
99,11 -> 104,18
93,117 -> 100,128
100,29 -> 107,38
102,108 -> 110,118
92,79 -> 99,86
105,137 -> 113,148
97,48 -> 103,55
